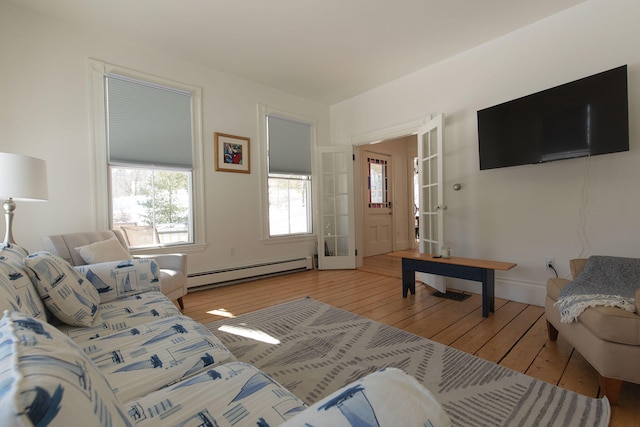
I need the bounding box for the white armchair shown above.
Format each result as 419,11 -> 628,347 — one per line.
41,230 -> 187,309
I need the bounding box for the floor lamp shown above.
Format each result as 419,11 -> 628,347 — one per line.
0,152 -> 48,249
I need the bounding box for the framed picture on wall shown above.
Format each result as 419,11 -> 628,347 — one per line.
214,132 -> 250,173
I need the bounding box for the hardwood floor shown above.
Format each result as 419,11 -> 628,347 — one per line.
181,254 -> 639,426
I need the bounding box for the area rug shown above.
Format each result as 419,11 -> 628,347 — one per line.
205,297 -> 610,427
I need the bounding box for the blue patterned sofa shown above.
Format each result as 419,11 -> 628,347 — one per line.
0,243 -> 450,426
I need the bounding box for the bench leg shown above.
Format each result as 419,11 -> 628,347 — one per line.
402,272 -> 416,297
401,259 -> 416,298
481,269 -> 495,317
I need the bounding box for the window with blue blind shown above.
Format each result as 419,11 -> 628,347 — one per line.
106,74 -> 194,247
266,114 -> 313,237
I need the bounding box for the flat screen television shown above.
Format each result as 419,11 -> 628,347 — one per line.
477,65 -> 629,170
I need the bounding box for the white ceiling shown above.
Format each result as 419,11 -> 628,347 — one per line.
7,0 -> 584,104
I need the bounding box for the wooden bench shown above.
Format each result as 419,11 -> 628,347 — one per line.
390,250 -> 516,317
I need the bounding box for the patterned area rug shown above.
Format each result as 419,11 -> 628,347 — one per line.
205,297 -> 610,427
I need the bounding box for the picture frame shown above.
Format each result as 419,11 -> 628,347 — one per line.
214,132 -> 250,173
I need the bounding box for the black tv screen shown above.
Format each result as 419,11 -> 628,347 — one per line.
477,65 -> 629,170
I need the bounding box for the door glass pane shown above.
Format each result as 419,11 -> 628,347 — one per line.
335,152 -> 348,173
325,237 -> 336,255
422,133 -> 431,156
322,174 -> 335,194
336,194 -> 348,215
321,152 -> 334,172
370,162 -> 384,203
429,241 -> 438,254
423,187 -> 431,211
429,157 -> 438,184
421,158 -> 429,187
429,128 -> 438,154
367,157 -> 389,207
337,236 -> 349,256
429,214 -> 439,241
324,216 -> 336,236
336,215 -> 349,235
336,173 -> 348,194
322,197 -> 335,215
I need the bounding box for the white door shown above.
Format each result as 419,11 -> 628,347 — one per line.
363,151 -> 393,256
317,146 -> 356,269
417,114 -> 446,292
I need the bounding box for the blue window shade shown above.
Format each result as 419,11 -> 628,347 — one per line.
107,75 -> 193,168
267,115 -> 311,176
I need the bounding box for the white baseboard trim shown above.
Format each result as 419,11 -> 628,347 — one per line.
188,255 -> 313,289
442,277 -> 546,307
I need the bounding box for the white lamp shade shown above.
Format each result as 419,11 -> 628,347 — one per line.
0,152 -> 48,201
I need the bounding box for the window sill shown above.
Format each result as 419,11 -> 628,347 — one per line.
261,234 -> 316,245
129,242 -> 208,256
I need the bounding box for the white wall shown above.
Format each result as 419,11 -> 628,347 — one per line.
0,3 -> 329,276
331,0 -> 640,305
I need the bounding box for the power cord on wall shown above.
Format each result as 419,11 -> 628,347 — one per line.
547,264 -> 559,278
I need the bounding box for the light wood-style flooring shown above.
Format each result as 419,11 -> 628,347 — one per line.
181,254 -> 639,426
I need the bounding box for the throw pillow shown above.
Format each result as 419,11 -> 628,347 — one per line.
280,367 -> 451,427
0,245 -> 46,320
75,258 -> 160,303
0,310 -> 131,427
75,237 -> 132,264
24,251 -> 100,327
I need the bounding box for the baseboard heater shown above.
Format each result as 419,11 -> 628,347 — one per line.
187,255 -> 313,290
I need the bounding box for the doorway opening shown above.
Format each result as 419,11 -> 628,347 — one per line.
351,114 -> 443,269
357,135 -> 418,259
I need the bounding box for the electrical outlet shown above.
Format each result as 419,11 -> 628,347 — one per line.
545,257 -> 555,268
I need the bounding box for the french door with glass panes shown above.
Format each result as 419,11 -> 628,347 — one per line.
417,114 -> 446,292
317,146 -> 355,269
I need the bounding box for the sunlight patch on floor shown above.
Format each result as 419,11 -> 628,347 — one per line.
218,324 -> 280,345
207,308 -> 235,318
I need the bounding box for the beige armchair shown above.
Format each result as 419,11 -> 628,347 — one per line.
41,230 -> 187,309
546,258 -> 640,405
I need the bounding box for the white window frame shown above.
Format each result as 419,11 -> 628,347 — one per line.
258,104 -> 317,243
268,174 -> 313,236
88,59 -> 206,254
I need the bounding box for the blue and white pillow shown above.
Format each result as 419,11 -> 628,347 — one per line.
57,291 -> 182,343
24,251 -> 100,327
280,368 -> 452,427
76,258 -> 160,303
0,245 -> 46,320
0,310 -> 131,427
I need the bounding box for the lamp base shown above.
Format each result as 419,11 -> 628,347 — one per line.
2,198 -> 16,248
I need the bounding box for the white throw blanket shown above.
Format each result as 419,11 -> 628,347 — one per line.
556,255 -> 639,323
